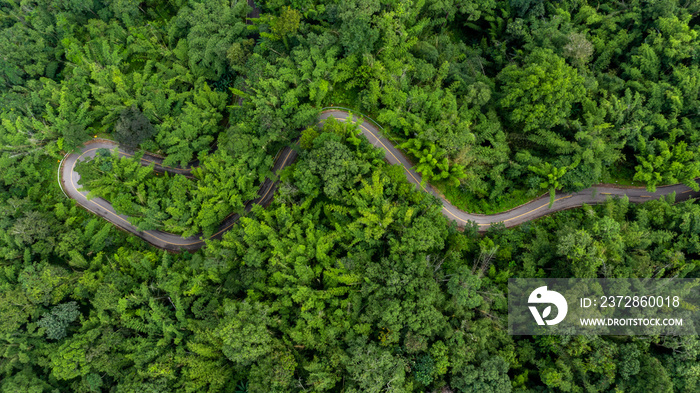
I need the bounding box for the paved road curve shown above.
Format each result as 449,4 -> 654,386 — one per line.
60,109 -> 700,251
60,140 -> 297,251
320,110 -> 700,228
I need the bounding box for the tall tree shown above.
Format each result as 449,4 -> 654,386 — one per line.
498,48 -> 586,133
113,105 -> 156,148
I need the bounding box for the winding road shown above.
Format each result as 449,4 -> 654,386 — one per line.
59,109 -> 700,251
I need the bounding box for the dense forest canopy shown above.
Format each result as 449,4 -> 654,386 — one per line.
1,0 -> 700,392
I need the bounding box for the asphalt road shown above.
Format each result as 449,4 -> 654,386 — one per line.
61,140 -> 296,251
319,109 -> 700,229
60,110 -> 700,251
